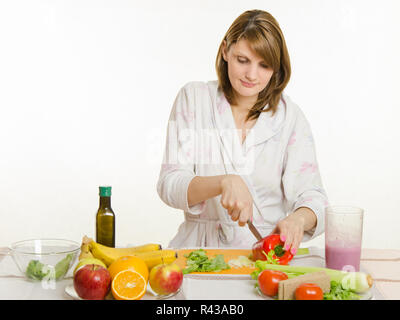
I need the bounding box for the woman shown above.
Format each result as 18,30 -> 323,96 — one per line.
157,10 -> 328,254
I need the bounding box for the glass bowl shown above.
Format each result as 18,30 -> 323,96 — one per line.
9,239 -> 80,282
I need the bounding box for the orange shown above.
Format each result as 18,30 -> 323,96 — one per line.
111,269 -> 147,300
108,256 -> 149,281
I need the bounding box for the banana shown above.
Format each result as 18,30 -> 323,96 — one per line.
123,243 -> 162,253
79,236 -> 94,260
133,250 -> 178,270
89,240 -> 165,267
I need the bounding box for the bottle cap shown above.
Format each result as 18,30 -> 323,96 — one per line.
99,186 -> 112,197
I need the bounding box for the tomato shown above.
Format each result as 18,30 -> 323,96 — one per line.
295,283 -> 324,300
258,269 -> 288,297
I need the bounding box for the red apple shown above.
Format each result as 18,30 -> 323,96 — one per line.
73,264 -> 111,300
148,263 -> 183,295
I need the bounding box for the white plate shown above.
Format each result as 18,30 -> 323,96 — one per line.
65,283 -> 114,300
255,286 -> 373,300
65,284 -> 82,300
64,283 -> 183,300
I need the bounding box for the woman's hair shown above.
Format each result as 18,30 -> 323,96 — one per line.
216,10 -> 291,120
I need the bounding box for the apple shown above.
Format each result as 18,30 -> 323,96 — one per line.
149,263 -> 183,296
73,258 -> 107,276
73,264 -> 111,300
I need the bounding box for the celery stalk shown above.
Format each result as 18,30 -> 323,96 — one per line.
295,248 -> 310,256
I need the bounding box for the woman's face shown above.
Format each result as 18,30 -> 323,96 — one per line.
222,38 -> 274,106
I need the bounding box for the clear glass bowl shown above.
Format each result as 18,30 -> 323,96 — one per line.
9,239 -> 80,282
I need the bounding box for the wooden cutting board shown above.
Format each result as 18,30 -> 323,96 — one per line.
175,248 -> 256,275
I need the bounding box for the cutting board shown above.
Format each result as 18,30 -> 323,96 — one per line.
175,248 -> 256,275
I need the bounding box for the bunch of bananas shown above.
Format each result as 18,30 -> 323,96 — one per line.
79,235 -> 177,270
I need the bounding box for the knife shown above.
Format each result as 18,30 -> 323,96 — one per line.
247,220 -> 263,241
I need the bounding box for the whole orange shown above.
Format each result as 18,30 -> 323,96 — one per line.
108,256 -> 149,281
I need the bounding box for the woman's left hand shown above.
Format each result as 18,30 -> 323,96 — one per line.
269,214 -> 305,256
270,206 -> 318,257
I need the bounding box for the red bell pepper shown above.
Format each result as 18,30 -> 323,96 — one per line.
252,234 -> 294,265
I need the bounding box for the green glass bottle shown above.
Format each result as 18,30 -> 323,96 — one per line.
96,186 -> 115,247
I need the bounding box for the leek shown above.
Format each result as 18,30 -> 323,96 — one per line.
251,261 -> 373,293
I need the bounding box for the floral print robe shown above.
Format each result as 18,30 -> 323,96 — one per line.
157,80 -> 329,248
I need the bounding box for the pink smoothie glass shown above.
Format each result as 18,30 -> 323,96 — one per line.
325,206 -> 364,271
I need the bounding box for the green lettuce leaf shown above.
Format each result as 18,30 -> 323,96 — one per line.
324,281 -> 361,300
26,260 -> 50,280
182,249 -> 230,274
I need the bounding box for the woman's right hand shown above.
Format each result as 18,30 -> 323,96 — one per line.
220,174 -> 253,227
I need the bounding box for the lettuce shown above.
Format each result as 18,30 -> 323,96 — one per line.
25,254 -> 73,281
26,260 -> 50,280
324,281 -> 361,300
182,249 -> 231,274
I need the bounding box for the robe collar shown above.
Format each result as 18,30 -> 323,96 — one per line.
210,81 -> 286,151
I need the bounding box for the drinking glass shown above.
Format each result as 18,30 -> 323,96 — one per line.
325,206 -> 364,271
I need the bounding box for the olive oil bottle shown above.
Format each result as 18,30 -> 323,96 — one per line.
96,186 -> 115,247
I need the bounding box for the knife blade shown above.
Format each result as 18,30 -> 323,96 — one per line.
247,220 -> 263,241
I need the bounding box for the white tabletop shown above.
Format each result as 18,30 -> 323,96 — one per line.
0,246 -> 389,300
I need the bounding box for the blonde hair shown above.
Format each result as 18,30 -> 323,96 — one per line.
216,10 -> 291,120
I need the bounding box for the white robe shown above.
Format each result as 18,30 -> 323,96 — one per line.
157,80 -> 329,248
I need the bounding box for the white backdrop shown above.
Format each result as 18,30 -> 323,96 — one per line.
0,0 -> 399,249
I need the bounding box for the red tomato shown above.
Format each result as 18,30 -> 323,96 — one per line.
258,270 -> 288,297
295,283 -> 324,300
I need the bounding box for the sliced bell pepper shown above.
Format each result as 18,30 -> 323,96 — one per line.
252,234 -> 294,265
